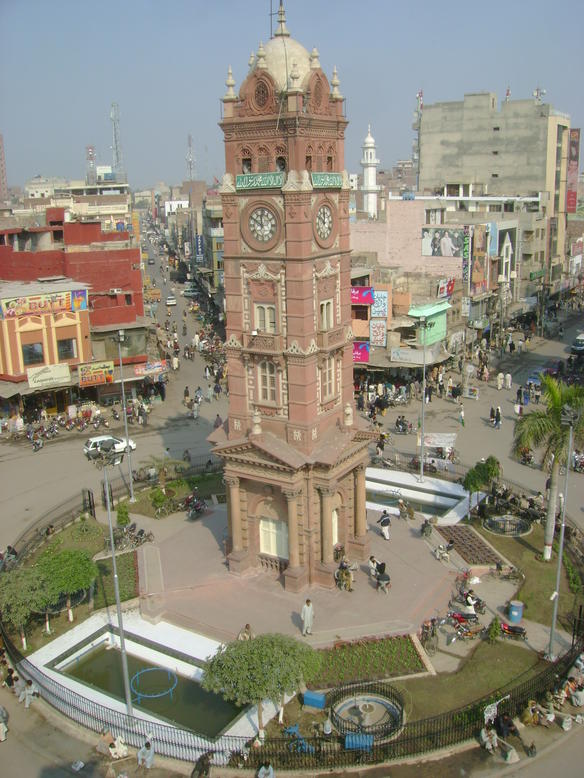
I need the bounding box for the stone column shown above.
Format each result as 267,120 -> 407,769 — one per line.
283,488 -> 301,568
354,465 -> 367,537
319,486 -> 334,565
225,476 -> 242,552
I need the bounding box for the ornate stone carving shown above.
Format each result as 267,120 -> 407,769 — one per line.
315,260 -> 337,279
246,263 -> 280,282
285,339 -> 318,356
220,173 -> 236,193
225,334 -> 242,349
224,475 -> 240,488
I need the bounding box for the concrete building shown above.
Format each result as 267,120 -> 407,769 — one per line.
201,196 -> 224,290
418,92 -> 571,301
210,2 -> 372,591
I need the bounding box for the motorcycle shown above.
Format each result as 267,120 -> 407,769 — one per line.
93,416 -> 109,430
394,421 -> 414,435
187,499 -> 208,519
65,418 -> 76,431
447,609 -> 479,626
409,456 -> 438,474
32,437 -> 44,452
500,621 -> 527,641
519,448 -> 536,467
112,407 -> 121,422
449,589 -> 486,615
434,541 -> 454,562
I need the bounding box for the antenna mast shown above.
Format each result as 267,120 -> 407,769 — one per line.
186,134 -> 195,181
86,145 -> 97,185
110,102 -> 126,183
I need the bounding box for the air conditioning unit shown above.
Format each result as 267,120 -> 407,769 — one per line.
109,288 -> 123,295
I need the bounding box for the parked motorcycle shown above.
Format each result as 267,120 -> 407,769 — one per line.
93,416 -> 109,430
32,437 -> 44,452
447,609 -> 479,626
500,621 -> 528,641
434,541 -> 454,562
112,407 -> 121,422
394,420 -> 414,435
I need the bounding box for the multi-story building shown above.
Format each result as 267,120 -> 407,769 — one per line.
201,196 -> 224,290
210,3 -> 372,591
418,92 -> 571,301
0,208 -> 149,410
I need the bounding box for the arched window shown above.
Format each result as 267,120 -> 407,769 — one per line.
259,360 -> 276,402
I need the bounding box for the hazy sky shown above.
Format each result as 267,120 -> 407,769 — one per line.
1,0 -> 582,190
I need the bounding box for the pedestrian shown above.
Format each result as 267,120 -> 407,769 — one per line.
376,435 -> 385,457
237,623 -> 255,641
0,703 -> 8,742
458,356 -> 463,374
172,355 -> 179,371
446,376 -> 453,398
205,365 -> 211,381
509,339 -> 515,355
459,404 -> 465,427
301,598 -> 314,636
495,406 -> 502,430
2,668 -> 15,689
137,740 -> 155,770
376,509 -> 391,540
19,679 -> 39,708
516,386 -> 522,404
517,339 -> 524,354
214,414 -> 223,429
534,385 -> 541,404
490,407 -> 495,427
207,385 -> 213,403
257,761 -> 275,778
184,386 -> 190,404
213,382 -> 222,400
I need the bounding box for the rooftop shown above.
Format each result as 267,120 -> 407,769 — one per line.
0,278 -> 90,297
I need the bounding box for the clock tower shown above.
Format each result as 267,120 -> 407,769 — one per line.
210,3 -> 372,591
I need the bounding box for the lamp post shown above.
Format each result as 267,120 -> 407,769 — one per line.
113,330 -> 135,502
547,405 -> 578,661
418,317 -> 435,483
94,444 -> 133,716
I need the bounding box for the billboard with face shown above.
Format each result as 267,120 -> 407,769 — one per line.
470,224 -> 488,296
421,227 -> 466,257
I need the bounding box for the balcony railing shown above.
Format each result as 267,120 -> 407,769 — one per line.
242,331 -> 282,353
317,325 -> 345,350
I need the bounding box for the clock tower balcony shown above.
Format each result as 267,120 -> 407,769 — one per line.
316,325 -> 345,350
242,331 -> 284,355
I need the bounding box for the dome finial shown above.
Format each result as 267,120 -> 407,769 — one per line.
248,51 -> 256,70
256,41 -> 267,69
274,1 -> 290,37
331,66 -> 343,100
223,66 -> 237,101
310,47 -> 320,69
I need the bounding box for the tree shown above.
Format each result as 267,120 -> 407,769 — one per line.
38,550 -> 98,622
202,633 -> 322,732
463,456 -> 500,520
0,567 -> 48,650
513,375 -> 584,561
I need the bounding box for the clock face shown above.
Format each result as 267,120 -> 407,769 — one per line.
316,204 -> 333,240
249,207 -> 277,243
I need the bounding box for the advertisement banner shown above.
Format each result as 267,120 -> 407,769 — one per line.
195,234 -> 204,261
370,290 -> 388,318
352,342 -> 370,363
416,432 -> 458,448
0,289 -> 87,319
437,278 -> 455,298
134,360 -> 168,377
79,361 -> 115,387
566,129 -> 580,214
470,224 -> 488,296
369,319 -> 387,347
498,225 -> 517,278
351,287 -> 375,305
487,223 -> 498,256
27,364 -> 71,390
421,227 -> 467,257
461,297 -> 470,317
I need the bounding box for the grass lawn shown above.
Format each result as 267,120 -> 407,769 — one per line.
396,640 -> 544,721
476,522 -> 583,629
120,472 -> 225,519
28,516 -> 106,564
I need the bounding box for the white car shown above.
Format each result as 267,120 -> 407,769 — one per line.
166,295 -> 177,306
84,436 -> 136,460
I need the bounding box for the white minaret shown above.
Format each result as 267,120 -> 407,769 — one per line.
360,125 -> 380,218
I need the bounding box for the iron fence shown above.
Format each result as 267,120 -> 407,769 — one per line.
1,617 -> 581,770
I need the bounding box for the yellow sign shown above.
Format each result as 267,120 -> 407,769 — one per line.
78,361 -> 115,387
0,289 -> 87,319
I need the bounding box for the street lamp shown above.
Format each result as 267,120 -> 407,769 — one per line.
417,316 -> 435,483
547,404 -> 579,661
92,442 -> 134,716
113,330 -> 135,503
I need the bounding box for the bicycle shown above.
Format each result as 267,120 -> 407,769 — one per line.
485,562 -> 524,582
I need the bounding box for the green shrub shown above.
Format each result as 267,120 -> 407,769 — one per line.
150,488 -> 167,509
116,501 -> 130,527
488,616 -> 501,644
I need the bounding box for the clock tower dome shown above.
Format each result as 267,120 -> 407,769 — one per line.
210,2 -> 372,590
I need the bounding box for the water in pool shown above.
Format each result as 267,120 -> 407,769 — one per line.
64,645 -> 242,738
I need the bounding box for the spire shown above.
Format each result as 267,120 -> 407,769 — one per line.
248,51 -> 256,70
274,1 -> 290,37
331,66 -> 343,100
223,66 -> 237,101
310,47 -> 320,70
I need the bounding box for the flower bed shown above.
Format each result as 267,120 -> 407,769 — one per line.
309,634 -> 424,688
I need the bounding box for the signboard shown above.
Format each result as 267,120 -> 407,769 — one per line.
421,227 -> 467,257
390,342 -> 443,365
470,224 -> 487,296
79,361 -> 115,387
370,290 -> 388,318
351,287 -> 375,305
566,129 -> 580,214
437,278 -> 455,298
416,432 -> 458,448
27,363 -> 71,390
195,234 -> 204,262
487,222 -> 498,256
352,342 -> 370,363
369,319 -> 387,347
461,297 -> 470,317
529,269 -> 545,281
134,359 -> 167,377
311,172 -> 343,188
0,289 -> 87,319
236,172 -> 284,190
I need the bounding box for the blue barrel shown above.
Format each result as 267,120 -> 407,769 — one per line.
508,600 -> 524,624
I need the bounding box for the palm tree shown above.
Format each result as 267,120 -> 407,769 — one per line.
512,376 -> 584,561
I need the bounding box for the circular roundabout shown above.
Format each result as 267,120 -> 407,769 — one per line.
329,683 -> 404,740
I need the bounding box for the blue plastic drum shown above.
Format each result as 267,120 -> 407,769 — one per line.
508,600 -> 524,624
